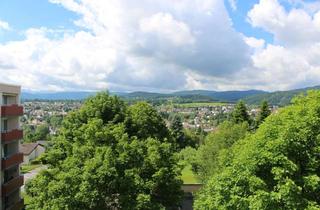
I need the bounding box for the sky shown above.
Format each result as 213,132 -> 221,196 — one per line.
1,0 -> 320,92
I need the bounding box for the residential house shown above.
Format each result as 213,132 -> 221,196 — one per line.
19,143 -> 45,165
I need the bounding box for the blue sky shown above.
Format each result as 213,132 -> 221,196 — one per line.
225,0 -> 274,43
0,0 -> 79,42
0,0 -> 320,92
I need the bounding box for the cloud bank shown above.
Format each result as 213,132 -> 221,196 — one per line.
0,0 -> 320,92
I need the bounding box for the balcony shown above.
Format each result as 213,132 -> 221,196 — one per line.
1,129 -> 23,144
1,105 -> 23,117
2,153 -> 23,170
2,176 -> 24,196
5,198 -> 24,210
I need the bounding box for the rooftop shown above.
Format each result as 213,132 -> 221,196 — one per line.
0,83 -> 21,94
19,143 -> 39,155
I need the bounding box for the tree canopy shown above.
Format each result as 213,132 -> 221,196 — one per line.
195,91 -> 320,209
190,121 -> 248,181
125,102 -> 170,141
26,92 -> 183,210
23,124 -> 50,143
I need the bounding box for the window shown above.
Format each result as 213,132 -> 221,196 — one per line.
3,119 -> 8,132
3,95 -> 8,105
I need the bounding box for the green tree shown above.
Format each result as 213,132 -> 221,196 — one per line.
183,129 -> 200,148
23,124 -> 50,142
26,92 -> 182,210
256,100 -> 271,126
125,102 -> 170,141
170,115 -> 186,150
49,115 -> 63,129
232,100 -> 250,124
193,121 -> 248,181
195,91 -> 320,209
23,125 -> 36,143
34,124 -> 50,140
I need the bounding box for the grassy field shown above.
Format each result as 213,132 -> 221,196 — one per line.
181,165 -> 200,184
21,164 -> 42,174
173,102 -> 227,108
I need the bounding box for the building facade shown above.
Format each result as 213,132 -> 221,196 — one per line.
0,83 -> 24,210
20,143 -> 45,165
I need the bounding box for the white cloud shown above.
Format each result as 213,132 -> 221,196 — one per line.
160,0 -> 320,91
2,0 -> 320,92
140,13 -> 195,46
0,0 -> 251,92
244,36 -> 265,52
0,28 -> 116,91
243,0 -> 320,90
228,0 -> 237,11
248,0 -> 320,47
0,20 -> 10,30
287,0 -> 320,14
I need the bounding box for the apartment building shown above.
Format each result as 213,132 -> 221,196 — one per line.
0,84 -> 24,210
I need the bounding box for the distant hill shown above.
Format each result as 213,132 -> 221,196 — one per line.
21,90 -> 265,102
124,91 -> 171,99
244,86 -> 320,106
119,90 -> 267,103
21,92 -> 97,100
174,90 -> 267,102
21,86 -> 320,106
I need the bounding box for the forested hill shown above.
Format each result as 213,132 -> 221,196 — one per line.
244,85 -> 320,106
21,90 -> 266,103
21,86 -> 320,105
115,90 -> 267,103
173,90 -> 266,102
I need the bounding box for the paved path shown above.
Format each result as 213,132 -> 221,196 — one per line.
181,184 -> 203,210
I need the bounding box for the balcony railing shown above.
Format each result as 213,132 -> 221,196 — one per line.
1,105 -> 23,117
5,198 -> 24,210
1,129 -> 23,143
2,176 -> 24,196
2,153 -> 23,170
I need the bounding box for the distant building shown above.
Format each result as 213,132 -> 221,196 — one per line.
19,143 -> 45,165
0,83 -> 24,210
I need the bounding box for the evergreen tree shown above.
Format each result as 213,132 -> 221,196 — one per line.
170,115 -> 186,150
231,100 -> 250,124
257,100 -> 271,126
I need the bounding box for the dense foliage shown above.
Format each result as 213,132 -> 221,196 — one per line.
23,115 -> 63,143
195,91 -> 320,209
170,115 -> 198,150
26,92 -> 183,210
193,121 -> 248,181
23,124 -> 50,142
